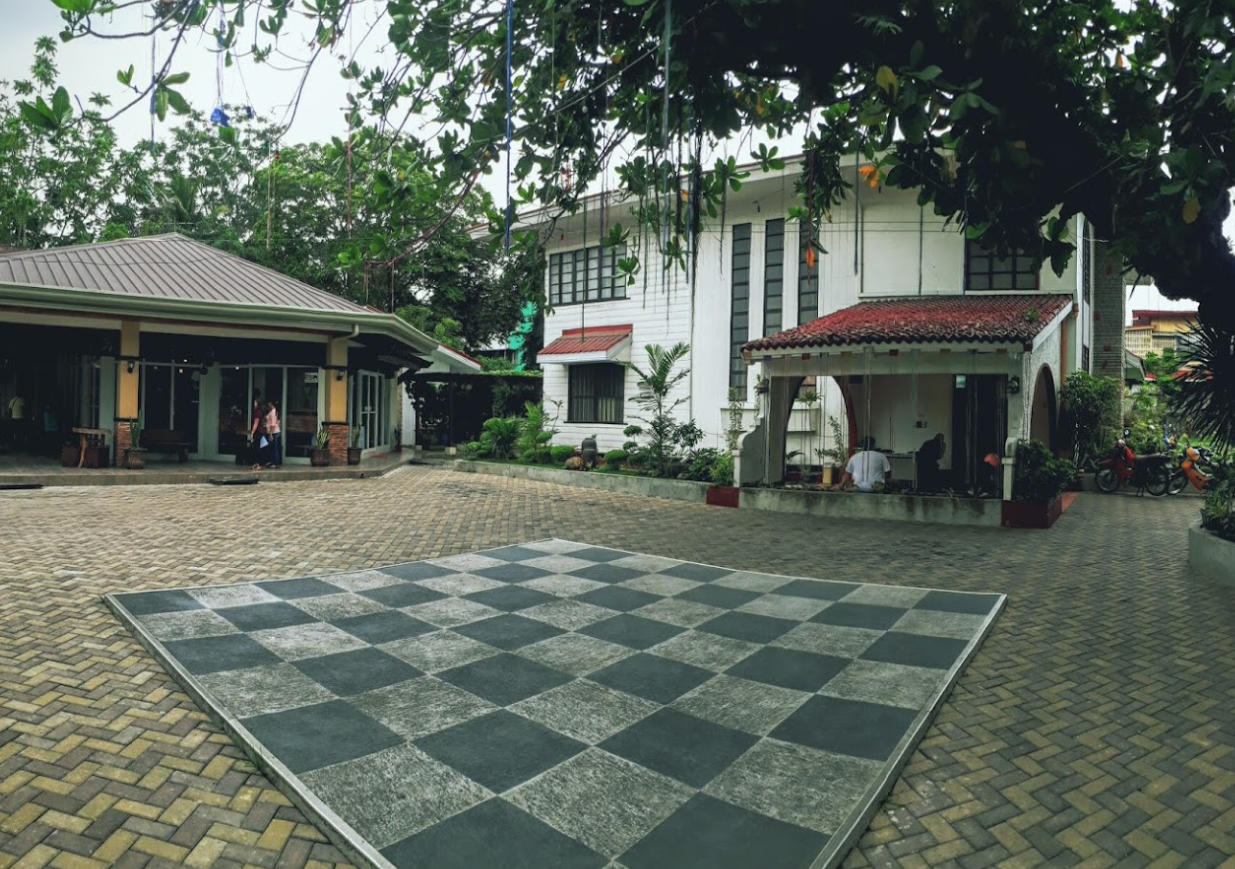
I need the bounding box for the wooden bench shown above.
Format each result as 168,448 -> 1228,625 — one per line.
141,429 -> 192,462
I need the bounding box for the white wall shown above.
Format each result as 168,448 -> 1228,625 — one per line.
858,373 -> 953,461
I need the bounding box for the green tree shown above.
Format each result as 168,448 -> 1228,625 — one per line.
629,343 -> 691,478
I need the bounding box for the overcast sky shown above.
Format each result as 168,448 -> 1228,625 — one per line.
0,1 -> 1212,321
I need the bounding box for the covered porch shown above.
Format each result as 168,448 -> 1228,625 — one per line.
739,294 -> 1073,501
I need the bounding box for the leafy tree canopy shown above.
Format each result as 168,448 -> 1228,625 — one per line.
38,0 -> 1235,332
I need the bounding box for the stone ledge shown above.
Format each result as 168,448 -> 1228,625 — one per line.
451,460 -> 710,503
1188,520 -> 1235,586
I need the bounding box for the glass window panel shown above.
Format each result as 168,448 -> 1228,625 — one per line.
969,274 -> 990,290
991,273 -> 1014,290
1015,271 -> 1038,289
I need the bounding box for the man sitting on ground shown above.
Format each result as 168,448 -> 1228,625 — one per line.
915,432 -> 947,492
841,437 -> 892,492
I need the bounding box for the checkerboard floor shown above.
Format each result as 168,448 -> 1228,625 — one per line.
107,540 -> 1003,869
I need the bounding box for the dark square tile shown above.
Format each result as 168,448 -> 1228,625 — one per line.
698,611 -> 796,644
726,647 -> 849,692
438,652 -> 571,706
620,793 -> 826,869
569,546 -> 628,563
772,578 -> 861,601
576,586 -> 662,613
380,561 -> 456,582
359,583 -> 446,609
115,590 -> 204,616
382,798 -> 604,869
416,710 -> 585,792
860,632 -> 969,670
466,585 -> 556,612
163,634 -> 281,675
600,708 -> 756,788
770,695 -> 917,761
473,563 -> 553,584
332,611 -> 436,644
216,601 -> 316,632
294,648 -> 421,696
915,590 -> 1000,615
240,700 -> 402,774
590,653 -> 713,705
579,614 -> 683,650
568,563 -> 643,584
677,585 -> 759,610
254,577 -> 339,600
483,545 -> 547,562
812,602 -> 906,631
453,614 -> 563,651
658,562 -> 733,582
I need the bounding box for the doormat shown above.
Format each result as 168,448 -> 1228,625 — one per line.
107,540 -> 1004,869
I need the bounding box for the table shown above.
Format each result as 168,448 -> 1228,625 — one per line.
71,427 -> 110,468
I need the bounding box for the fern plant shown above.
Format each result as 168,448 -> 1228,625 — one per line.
478,416 -> 521,459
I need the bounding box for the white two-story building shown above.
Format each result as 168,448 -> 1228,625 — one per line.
531,156 -> 1124,491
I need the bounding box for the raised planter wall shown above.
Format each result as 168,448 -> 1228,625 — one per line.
451,460 -> 710,504
1188,520 -> 1235,586
739,486 -> 1004,527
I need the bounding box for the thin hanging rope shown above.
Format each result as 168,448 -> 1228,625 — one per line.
503,0 -> 514,250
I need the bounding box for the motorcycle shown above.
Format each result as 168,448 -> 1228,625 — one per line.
1165,444 -> 1216,495
1094,439 -> 1172,495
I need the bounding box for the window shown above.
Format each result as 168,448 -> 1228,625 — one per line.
798,219 -> 819,325
1081,345 -> 1090,372
548,244 -> 627,306
730,223 -> 752,391
1081,221 -> 1092,303
965,239 -> 1038,291
763,219 -> 784,335
568,363 -> 625,424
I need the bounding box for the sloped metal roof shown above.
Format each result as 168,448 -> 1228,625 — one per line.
0,233 -> 366,313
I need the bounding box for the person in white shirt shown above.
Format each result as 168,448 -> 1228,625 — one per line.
842,437 -> 892,492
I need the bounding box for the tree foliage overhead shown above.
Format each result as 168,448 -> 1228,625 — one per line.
40,0 -> 1235,333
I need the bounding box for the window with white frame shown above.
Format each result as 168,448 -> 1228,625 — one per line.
965,239 -> 1039,291
548,244 -> 627,306
568,363 -> 625,424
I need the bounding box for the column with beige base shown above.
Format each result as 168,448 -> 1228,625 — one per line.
324,335 -> 349,465
114,320 -> 140,467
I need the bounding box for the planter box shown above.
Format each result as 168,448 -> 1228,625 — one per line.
347,447 -> 363,465
1188,520 -> 1235,586
706,485 -> 739,508
1001,495 -> 1062,529
310,449 -> 330,467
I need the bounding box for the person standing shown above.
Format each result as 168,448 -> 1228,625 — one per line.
248,389 -> 267,470
264,400 -> 282,468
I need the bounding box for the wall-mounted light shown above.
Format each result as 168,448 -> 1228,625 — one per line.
126,359 -> 136,374
335,368 -> 346,382
1007,375 -> 1021,395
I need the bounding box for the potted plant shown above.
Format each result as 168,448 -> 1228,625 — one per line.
706,451 -> 739,508
817,415 -> 849,486
1002,439 -> 1076,528
310,425 -> 330,466
124,421 -> 146,469
347,425 -> 363,465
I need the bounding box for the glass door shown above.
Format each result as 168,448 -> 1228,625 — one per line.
353,371 -> 381,449
217,367 -> 249,457
284,367 -> 319,459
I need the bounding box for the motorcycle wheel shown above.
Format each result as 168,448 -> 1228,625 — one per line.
1095,468 -> 1119,493
1166,469 -> 1187,496
1145,467 -> 1170,496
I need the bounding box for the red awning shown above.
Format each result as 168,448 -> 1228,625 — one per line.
744,294 -> 1073,354
538,324 -> 633,363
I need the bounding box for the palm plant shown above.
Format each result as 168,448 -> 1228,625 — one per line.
629,343 -> 691,478
1178,322 -> 1235,451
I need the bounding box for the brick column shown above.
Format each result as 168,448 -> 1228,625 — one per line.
326,422 -> 348,466
1091,245 -> 1125,378
113,421 -> 132,467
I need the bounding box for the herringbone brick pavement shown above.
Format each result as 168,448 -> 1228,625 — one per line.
1,464 -> 1232,868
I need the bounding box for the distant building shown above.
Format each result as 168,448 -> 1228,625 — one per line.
1126,310 -> 1197,357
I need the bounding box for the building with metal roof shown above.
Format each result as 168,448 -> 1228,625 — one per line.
0,234 -> 477,468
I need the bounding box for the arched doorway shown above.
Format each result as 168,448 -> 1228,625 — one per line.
1029,365 -> 1056,449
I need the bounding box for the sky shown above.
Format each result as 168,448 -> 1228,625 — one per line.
0,0 -> 1216,323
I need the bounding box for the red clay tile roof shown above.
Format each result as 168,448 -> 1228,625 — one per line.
744,294 -> 1073,353
540,324 -> 633,356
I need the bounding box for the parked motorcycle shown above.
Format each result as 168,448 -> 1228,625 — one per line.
1094,439 -> 1172,495
1164,444 -> 1217,495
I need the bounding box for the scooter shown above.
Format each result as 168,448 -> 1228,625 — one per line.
1165,444 -> 1216,494
1094,439 -> 1172,495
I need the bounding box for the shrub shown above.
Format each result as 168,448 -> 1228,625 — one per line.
681,447 -> 720,481
712,452 -> 735,486
602,449 -> 628,472
1060,370 -> 1121,465
1201,459 -> 1235,541
626,449 -> 649,471
478,416 -> 521,459
516,401 -> 555,463
1012,439 -> 1076,502
461,440 -> 483,458
550,445 -> 575,464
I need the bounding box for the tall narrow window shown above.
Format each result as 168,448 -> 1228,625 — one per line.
798,220 -> 819,325
730,224 -> 752,391
965,239 -> 1038,291
763,219 -> 785,335
568,364 -> 625,424
1081,221 -> 1092,303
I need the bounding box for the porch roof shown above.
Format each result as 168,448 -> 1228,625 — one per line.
744,294 -> 1073,354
